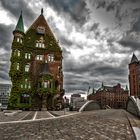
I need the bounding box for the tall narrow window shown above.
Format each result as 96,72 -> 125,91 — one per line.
28,82 -> 31,89
42,43 -> 45,48
28,54 -> 31,59
36,43 -> 38,47
17,63 -> 19,70
17,37 -> 20,42
21,84 -> 23,88
25,64 -> 30,72
44,82 -> 48,88
25,53 -> 28,59
17,50 -> 20,57
25,53 -> 31,59
25,84 -> 27,89
20,38 -> 23,44
48,54 -> 54,62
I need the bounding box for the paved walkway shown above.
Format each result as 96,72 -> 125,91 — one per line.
0,109 -> 136,140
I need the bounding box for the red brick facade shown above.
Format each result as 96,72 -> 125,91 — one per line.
129,53 -> 140,97
87,83 -> 129,109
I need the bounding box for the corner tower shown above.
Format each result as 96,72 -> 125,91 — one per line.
9,10 -> 64,110
129,53 -> 140,97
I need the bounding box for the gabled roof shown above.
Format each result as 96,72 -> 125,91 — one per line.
130,53 -> 139,64
14,11 -> 24,33
26,9 -> 56,40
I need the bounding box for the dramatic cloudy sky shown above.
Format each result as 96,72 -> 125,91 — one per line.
0,0 -> 140,93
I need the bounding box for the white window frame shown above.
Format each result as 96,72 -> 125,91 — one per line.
25,53 -> 31,59
20,38 -> 23,44
42,43 -> 45,48
25,64 -> 30,72
17,63 -> 19,70
17,37 -> 20,42
36,55 -> 43,60
17,50 -> 20,57
48,54 -> 54,62
28,83 -> 31,89
44,82 -> 48,88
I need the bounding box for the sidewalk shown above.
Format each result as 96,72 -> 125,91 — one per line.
125,111 -> 140,140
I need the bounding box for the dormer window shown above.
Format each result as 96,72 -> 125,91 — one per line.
37,26 -> 45,34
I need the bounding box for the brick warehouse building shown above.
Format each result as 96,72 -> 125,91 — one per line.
87,83 -> 129,109
129,53 -> 140,97
9,9 -> 64,110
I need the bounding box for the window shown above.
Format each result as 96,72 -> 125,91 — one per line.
16,63 -> 19,70
36,55 -> 43,60
48,54 -> 54,62
28,83 -> 31,89
17,37 -> 22,44
36,42 -> 45,48
14,50 -> 20,57
25,53 -> 31,59
21,84 -> 23,88
25,64 -> 30,72
17,37 -> 20,42
25,84 -> 27,89
17,50 -> 20,57
42,43 -> 45,48
20,94 -> 30,104
21,79 -> 31,89
44,82 -> 48,88
20,38 -> 23,44
37,26 -> 45,34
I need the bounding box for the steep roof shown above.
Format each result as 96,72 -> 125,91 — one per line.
14,11 -> 24,33
26,9 -> 56,40
130,53 -> 139,64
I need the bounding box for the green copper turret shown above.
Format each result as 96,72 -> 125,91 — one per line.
14,11 -> 24,33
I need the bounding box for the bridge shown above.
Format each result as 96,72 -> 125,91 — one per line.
0,109 -> 139,140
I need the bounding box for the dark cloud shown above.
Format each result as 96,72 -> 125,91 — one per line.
60,36 -> 73,46
45,0 -> 89,25
89,23 -> 99,31
132,17 -> 140,32
0,24 -> 12,82
93,66 -> 126,77
119,40 -> 140,50
118,31 -> 140,51
0,23 -> 13,51
0,0 -> 35,26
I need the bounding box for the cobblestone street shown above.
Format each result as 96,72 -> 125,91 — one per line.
0,109 -> 136,140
